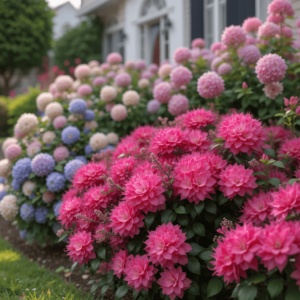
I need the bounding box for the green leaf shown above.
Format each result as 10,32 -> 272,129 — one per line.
272,161 -> 285,168
133,290 -> 140,300
54,164 -> 64,172
87,279 -> 95,285
263,148 -> 276,158
269,177 -> 281,187
175,206 -> 187,214
32,195 -> 41,204
28,173 -> 36,179
252,171 -> 266,176
205,201 -> 217,215
288,179 -> 298,185
188,281 -> 200,296
97,248 -> 106,260
238,284 -> 257,300
267,279 -> 284,299
192,222 -> 205,236
101,285 -> 110,299
91,258 -> 101,271
115,284 -> 129,300
71,261 -> 78,272
58,233 -> 68,242
128,241 -> 136,253
247,274 -> 267,284
194,202 -> 204,214
40,186 -> 47,193
98,275 -> 108,287
207,277 -> 223,297
187,257 -> 201,275
285,284 -> 300,300
90,284 -> 98,293
161,209 -> 177,224
55,266 -> 65,273
199,250 -> 212,262
177,215 -> 189,226
188,243 -> 204,256
144,213 -> 155,229
218,194 -> 228,206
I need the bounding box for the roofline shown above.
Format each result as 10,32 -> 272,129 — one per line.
53,1 -> 77,11
77,0 -> 110,16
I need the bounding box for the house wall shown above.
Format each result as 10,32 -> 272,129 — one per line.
183,0 -> 191,47
286,0 -> 300,38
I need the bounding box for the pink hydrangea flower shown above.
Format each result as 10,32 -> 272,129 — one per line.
170,66 -> 192,88
238,45 -> 261,65
219,164 -> 257,199
158,64 -> 173,79
92,76 -> 107,86
5,144 -> 22,160
173,47 -> 191,64
145,222 -> 192,269
182,130 -> 211,152
135,60 -> 147,70
280,137 -> 300,161
282,26 -> 293,38
168,94 -> 189,116
218,63 -> 232,75
240,191 -> 274,225
245,36 -> 258,45
221,25 -> 246,48
191,38 -> 205,49
182,108 -> 216,129
267,14 -> 284,24
153,82 -> 172,104
109,201 -> 144,238
106,52 -> 122,64
77,84 -> 92,97
110,157 -> 137,186
111,249 -> 127,279
258,22 -> 280,39
53,146 -> 70,163
242,17 -> 262,33
217,113 -> 266,156
211,57 -> 223,72
58,196 -> 82,229
158,266 -> 192,300
124,172 -> 166,213
173,153 -> 216,203
263,82 -> 283,99
210,42 -> 223,53
53,115 -> 67,129
197,71 -> 225,99
66,231 -> 96,266
114,73 -> 132,87
268,0 -> 294,15
124,255 -> 158,292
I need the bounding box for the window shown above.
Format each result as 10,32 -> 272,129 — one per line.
140,26 -> 145,59
219,0 -> 226,41
256,0 -> 272,22
204,0 -> 214,47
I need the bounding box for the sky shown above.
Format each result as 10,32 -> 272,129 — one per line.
46,0 -> 81,9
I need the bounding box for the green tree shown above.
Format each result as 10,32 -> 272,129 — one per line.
0,0 -> 53,96
54,17 -> 103,72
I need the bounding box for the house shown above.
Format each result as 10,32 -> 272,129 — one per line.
77,0 -> 300,65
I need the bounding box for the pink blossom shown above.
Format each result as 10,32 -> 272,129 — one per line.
238,45 -> 261,65
158,64 -> 173,79
92,76 -> 107,86
221,25 -> 246,48
106,52 -> 122,64
211,57 -> 224,72
111,250 -> 127,278
268,0 -> 294,16
245,36 -> 258,45
242,82 -> 248,89
219,164 -> 257,199
267,14 -> 285,24
218,63 -> 232,75
173,47 -> 191,64
135,60 -> 147,70
191,38 -> 205,49
182,108 -> 216,129
114,73 -> 132,87
158,266 -> 192,300
210,42 -> 223,53
153,82 -> 172,104
264,125 -> 291,146
170,66 -> 192,88
242,17 -> 262,33
110,157 -> 137,186
75,209 -> 99,232
280,137 -> 300,161
132,125 -> 157,146
168,94 -> 189,116
182,130 -> 211,152
77,84 -> 92,97
263,82 -> 283,99
94,222 -> 110,243
258,22 -> 280,39
58,196 -> 82,229
112,137 -> 138,160
282,26 -> 293,39
5,144 -> 22,160
197,71 -> 225,99
53,115 -> 67,129
53,146 -> 70,163
66,231 -> 96,266
145,222 -> 192,269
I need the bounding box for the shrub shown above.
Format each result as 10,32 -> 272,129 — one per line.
0,98 -> 8,137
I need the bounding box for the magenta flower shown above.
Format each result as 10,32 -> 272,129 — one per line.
111,249 -> 127,279
110,157 -> 137,186
182,108 -> 216,130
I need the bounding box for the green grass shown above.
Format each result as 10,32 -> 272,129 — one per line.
0,237 -> 92,300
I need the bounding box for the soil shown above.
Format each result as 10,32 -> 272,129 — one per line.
0,216 -> 132,300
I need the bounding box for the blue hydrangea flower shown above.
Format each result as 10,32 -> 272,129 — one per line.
46,172 -> 66,192
69,98 -> 87,114
83,128 -> 91,135
12,179 -> 21,191
75,156 -> 87,165
20,203 -> 35,222
12,158 -> 32,183
84,144 -> 93,155
0,189 -> 6,201
35,206 -> 49,224
98,145 -> 115,153
19,229 -> 27,240
0,177 -> 5,184
52,222 -> 62,234
31,153 -> 55,177
70,150 -> 77,156
83,109 -> 95,121
61,126 -> 80,145
64,159 -> 84,181
53,200 -> 62,217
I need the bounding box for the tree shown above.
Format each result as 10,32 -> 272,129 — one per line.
53,17 -> 103,73
0,0 -> 53,96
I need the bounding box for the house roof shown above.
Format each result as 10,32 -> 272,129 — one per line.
77,0 -> 119,17
53,1 -> 77,11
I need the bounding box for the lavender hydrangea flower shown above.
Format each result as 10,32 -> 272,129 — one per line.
0,190 -> 6,201
75,156 -> 87,165
64,159 -> 84,181
35,206 -> 49,224
20,203 -> 35,222
68,98 -> 87,114
83,109 -> 95,121
147,99 -> 161,114
12,179 -> 21,191
83,128 -> 90,135
31,153 -> 55,177
0,177 -> 5,184
53,200 -> 62,217
19,229 -> 27,240
84,144 -> 93,155
61,126 -> 80,145
12,158 -> 32,183
46,172 -> 66,192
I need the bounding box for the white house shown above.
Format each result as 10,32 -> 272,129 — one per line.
78,0 -> 300,65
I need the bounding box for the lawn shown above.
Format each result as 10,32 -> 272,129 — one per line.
0,237 -> 92,300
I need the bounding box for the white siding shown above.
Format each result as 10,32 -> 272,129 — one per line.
184,0 -> 191,47
286,0 -> 300,39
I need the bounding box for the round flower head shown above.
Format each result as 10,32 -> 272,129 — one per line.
138,78 -> 150,88
45,102 -> 63,120
61,126 -> 80,145
153,82 -> 172,104
0,159 -> 11,179
238,45 -> 261,65
16,113 -> 38,134
53,115 -> 67,130
31,153 -> 55,177
64,159 -> 84,181
267,14 -> 284,24
74,64 -> 91,80
182,108 -> 215,130
222,25 -> 246,48
147,99 -> 161,114
110,201 -> 145,238
217,113 -> 266,156
89,133 -> 108,151
242,17 -> 262,33
122,90 -> 140,106
93,76 -> 107,86
111,104 -> 127,121
0,195 -> 18,220
158,64 -> 173,79
182,130 -> 211,153
218,63 -> 232,75
211,57 -> 223,72
210,41 -> 223,53
280,137 -> 300,161
42,191 -> 55,203
77,84 -> 92,97
191,38 -> 205,48
258,22 -> 280,39
42,131 -> 56,144
255,54 -> 287,84
22,181 -> 36,197
2,138 -> 17,153
219,163 -> 257,199
14,124 -> 26,139
197,71 -> 224,99
5,144 -> 22,160
125,60 -> 135,69
115,73 -> 131,87
69,98 -> 87,114
148,63 -> 158,73
20,203 -> 35,222
26,142 -> 42,158
124,254 -> 158,292
145,222 -> 192,269
106,132 -> 119,145
268,0 -> 294,15
135,59 -> 147,70
107,52 -> 122,64
84,144 -> 93,155
263,82 -> 283,99
246,36 -> 257,45
46,172 -> 66,192
170,66 -> 192,88
36,92 -> 53,111
158,266 -> 192,300
100,86 -> 117,103
173,47 -> 191,63
55,75 -> 73,92
12,158 -> 32,183
111,250 -> 127,279
82,109 -> 94,122
54,200 -> 62,217
168,94 -> 189,116
110,157 -> 137,186
53,146 -> 69,163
